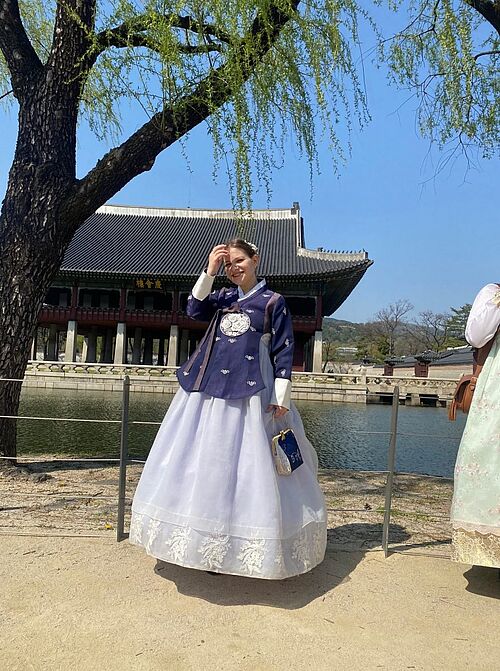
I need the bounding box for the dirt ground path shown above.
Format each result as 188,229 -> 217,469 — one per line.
1,463 -> 499,670
1,534 -> 499,671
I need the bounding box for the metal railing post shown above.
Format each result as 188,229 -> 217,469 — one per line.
382,386 -> 399,557
117,375 -> 130,542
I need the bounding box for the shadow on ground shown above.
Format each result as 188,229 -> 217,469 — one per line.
463,565 -> 500,600
153,522 -> 410,609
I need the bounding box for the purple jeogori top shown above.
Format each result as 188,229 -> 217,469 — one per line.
177,278 -> 294,404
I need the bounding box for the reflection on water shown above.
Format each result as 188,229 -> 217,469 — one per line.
17,387 -> 466,477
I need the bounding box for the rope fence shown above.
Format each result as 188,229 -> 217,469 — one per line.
0,376 -> 460,554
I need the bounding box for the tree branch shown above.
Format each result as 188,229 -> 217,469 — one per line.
47,0 -> 96,77
0,0 -> 43,96
95,29 -> 224,55
91,12 -> 233,64
69,1 -> 300,221
465,0 -> 500,36
473,49 -> 500,59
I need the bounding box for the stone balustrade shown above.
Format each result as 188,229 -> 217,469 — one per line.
23,362 -> 458,406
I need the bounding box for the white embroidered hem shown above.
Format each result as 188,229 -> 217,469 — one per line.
452,521 -> 500,537
451,528 -> 500,568
129,512 -> 327,580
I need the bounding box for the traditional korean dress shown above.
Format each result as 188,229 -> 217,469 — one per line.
450,283 -> 500,568
129,274 -> 327,579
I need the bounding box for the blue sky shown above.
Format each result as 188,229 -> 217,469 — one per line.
1,14 -> 498,323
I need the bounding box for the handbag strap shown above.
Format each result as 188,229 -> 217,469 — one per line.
473,336 -> 495,375
271,417 -> 290,433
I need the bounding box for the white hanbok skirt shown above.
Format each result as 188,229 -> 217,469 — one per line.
129,342 -> 327,579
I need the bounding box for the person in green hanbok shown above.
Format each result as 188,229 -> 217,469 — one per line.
451,283 -> 500,568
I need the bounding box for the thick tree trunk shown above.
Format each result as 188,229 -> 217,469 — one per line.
0,192 -> 75,459
0,101 -> 80,459
0,1 -> 86,458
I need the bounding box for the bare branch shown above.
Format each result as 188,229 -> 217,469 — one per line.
0,0 -> 43,95
404,310 -> 452,352
380,0 -> 442,48
372,299 -> 414,356
473,49 -> 500,60
0,89 -> 14,101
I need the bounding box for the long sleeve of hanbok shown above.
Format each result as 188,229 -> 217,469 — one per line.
269,296 -> 294,409
186,272 -> 220,321
465,283 -> 500,348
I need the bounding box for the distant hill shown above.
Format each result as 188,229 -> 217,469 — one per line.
322,317 -> 363,345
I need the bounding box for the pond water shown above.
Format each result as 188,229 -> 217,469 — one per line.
17,388 -> 466,477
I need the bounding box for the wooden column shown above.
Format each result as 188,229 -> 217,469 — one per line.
114,323 -> 127,364
45,324 -> 58,361
132,327 -> 142,364
167,325 -> 179,366
143,333 -> 154,365
30,329 -> 38,361
179,329 -> 189,364
312,290 -> 324,372
312,330 -> 323,373
86,329 -> 97,363
82,337 -> 88,363
157,336 -> 165,366
64,320 -> 78,362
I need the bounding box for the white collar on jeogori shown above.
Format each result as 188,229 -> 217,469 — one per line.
238,278 -> 267,302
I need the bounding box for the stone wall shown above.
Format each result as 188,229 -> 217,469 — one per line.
22,362 -> 458,405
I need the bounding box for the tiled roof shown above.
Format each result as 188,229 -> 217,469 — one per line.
432,347 -> 473,366
391,347 -> 473,368
61,204 -> 372,280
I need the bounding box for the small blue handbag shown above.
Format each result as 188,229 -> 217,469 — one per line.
271,429 -> 304,476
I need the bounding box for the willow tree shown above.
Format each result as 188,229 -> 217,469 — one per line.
384,0 -> 500,164
0,0 -> 372,458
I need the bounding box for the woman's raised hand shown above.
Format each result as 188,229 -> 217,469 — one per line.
207,245 -> 229,276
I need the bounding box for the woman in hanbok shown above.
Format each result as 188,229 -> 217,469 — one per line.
129,239 -> 327,579
451,282 -> 500,568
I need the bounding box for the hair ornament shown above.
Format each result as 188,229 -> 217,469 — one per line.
244,240 -> 259,254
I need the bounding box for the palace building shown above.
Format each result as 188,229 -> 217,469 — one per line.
35,203 -> 372,372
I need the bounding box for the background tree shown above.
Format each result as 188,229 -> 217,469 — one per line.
357,325 -> 391,362
445,303 -> 473,345
322,339 -> 338,372
405,310 -> 452,352
0,0 -> 373,459
370,299 -> 414,356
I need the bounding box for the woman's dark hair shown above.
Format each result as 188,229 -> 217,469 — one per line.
225,238 -> 259,257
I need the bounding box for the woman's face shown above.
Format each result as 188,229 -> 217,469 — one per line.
224,246 -> 259,291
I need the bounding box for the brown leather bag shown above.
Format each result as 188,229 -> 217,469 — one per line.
448,333 -> 496,421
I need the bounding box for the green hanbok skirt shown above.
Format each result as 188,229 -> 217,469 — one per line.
451,336 -> 500,568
